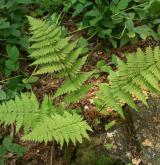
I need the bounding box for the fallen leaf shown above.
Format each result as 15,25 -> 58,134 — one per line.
142,139 -> 153,147
132,158 -> 141,165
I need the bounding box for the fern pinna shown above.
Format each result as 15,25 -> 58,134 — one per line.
28,16 -> 92,104
0,92 -> 92,146
95,47 -> 160,118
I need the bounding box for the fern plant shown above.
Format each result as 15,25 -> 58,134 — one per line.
95,47 -> 160,118
0,92 -> 92,146
23,112 -> 91,146
28,16 -> 93,104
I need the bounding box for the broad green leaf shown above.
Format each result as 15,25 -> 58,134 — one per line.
135,25 -> 150,40
0,89 -> 6,100
22,76 -> 39,84
0,21 -> 10,29
5,69 -> 12,77
117,0 -> 129,10
90,16 -> 102,25
11,29 -> 21,37
126,19 -> 134,32
98,29 -> 112,38
8,77 -> 20,90
6,45 -> 19,62
108,38 -> 117,48
78,37 -> 89,53
72,4 -> 84,17
96,60 -> 112,73
0,0 -> 5,6
72,2 -> 92,17
2,137 -> 27,157
5,60 -> 16,70
145,0 -> 160,16
110,4 -> 120,13
157,25 -> 160,35
120,33 -> 130,46
85,9 -> 100,17
112,54 -> 119,65
128,31 -> 136,38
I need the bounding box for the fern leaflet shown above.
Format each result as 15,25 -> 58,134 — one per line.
95,47 -> 160,117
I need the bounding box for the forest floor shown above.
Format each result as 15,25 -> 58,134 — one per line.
2,34 -> 160,165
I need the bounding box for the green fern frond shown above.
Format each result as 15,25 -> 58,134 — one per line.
22,112 -> 92,147
0,93 -> 41,133
0,92 -> 92,146
27,16 -> 46,32
95,47 -> 160,117
66,56 -> 88,77
28,16 -> 93,104
34,63 -> 66,75
54,72 -> 93,98
0,92 -> 57,133
40,95 -> 55,116
96,84 -> 124,118
64,84 -> 92,104
28,17 -> 85,77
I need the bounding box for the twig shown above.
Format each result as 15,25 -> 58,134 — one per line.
50,144 -> 53,165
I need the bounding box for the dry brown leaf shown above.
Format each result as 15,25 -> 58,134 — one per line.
142,139 -> 154,147
132,158 -> 142,165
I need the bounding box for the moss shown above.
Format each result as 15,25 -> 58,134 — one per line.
77,148 -> 124,165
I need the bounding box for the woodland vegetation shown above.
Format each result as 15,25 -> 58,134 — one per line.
0,0 -> 160,165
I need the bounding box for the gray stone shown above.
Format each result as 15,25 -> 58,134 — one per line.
75,96 -> 160,165
75,132 -> 127,165
129,96 -> 160,165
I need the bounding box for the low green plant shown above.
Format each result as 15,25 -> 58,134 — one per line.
0,76 -> 27,100
32,0 -> 64,16
5,45 -> 20,76
0,0 -> 32,48
22,76 -> 39,89
58,0 -> 160,47
0,136 -> 27,165
95,47 -> 160,117
0,0 -> 42,100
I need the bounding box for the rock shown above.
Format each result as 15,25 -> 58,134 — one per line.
129,96 -> 160,165
75,96 -> 160,165
75,125 -> 130,165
